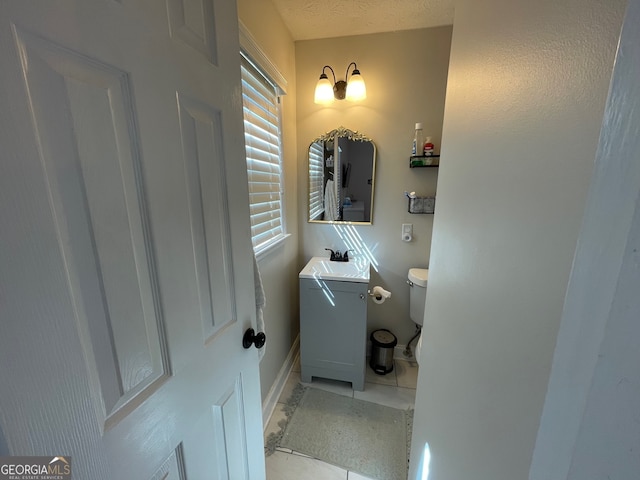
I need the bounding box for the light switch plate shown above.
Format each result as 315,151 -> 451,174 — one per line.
402,223 -> 413,237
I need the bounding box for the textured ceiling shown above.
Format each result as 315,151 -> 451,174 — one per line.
271,0 -> 455,41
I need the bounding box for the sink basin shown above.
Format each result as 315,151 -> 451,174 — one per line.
299,256 -> 370,283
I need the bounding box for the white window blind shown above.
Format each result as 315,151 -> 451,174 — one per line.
308,141 -> 324,221
241,55 -> 284,253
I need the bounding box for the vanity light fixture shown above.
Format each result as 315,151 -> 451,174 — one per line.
314,62 -> 367,105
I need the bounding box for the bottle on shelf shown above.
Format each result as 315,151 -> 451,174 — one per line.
410,156 -> 425,167
423,137 -> 435,156
412,123 -> 424,156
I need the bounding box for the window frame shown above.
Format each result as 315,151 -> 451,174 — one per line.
239,24 -> 288,257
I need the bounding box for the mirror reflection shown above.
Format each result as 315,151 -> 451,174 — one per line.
308,127 -> 376,224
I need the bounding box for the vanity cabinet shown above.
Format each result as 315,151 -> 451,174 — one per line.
299,278 -> 367,391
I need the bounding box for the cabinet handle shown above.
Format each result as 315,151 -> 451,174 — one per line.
359,293 -> 366,300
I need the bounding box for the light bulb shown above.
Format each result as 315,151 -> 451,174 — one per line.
314,76 -> 335,104
346,72 -> 366,101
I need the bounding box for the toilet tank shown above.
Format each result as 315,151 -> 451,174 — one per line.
408,268 -> 428,326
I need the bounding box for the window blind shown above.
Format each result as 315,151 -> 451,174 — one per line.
308,141 -> 324,221
241,55 -> 284,253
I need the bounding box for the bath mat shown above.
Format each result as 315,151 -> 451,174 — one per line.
265,384 -> 413,480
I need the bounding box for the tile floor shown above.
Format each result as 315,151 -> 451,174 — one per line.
263,356 -> 419,480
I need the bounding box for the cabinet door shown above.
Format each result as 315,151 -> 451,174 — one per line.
300,279 -> 367,384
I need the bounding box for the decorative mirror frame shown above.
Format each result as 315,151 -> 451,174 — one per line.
315,126 -> 372,143
308,126 -> 376,225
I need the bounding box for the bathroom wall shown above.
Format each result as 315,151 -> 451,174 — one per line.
531,1 -> 640,477
237,0 -> 300,402
409,1 -> 626,479
296,27 -> 453,345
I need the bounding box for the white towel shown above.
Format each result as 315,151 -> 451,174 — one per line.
253,252 -> 266,361
324,179 -> 338,221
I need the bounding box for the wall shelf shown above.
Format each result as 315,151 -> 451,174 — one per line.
409,155 -> 440,168
408,196 -> 436,214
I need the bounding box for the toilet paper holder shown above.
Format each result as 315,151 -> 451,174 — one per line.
368,286 -> 392,304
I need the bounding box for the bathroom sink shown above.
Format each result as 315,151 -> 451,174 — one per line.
299,256 -> 370,283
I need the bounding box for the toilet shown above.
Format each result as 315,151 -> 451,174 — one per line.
408,268 -> 428,363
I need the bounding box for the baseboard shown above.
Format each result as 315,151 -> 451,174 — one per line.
262,334 -> 300,431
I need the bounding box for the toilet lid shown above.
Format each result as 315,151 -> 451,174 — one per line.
408,268 -> 428,287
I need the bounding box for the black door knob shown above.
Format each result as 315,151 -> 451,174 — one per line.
243,328 -> 266,349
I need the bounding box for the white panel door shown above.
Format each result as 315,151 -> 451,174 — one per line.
0,0 -> 265,478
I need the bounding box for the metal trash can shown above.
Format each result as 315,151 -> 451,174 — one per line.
370,329 -> 397,375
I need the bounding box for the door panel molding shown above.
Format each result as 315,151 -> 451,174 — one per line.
211,376 -> 250,480
150,443 -> 186,480
14,25 -> 170,429
177,93 -> 236,343
166,0 -> 218,65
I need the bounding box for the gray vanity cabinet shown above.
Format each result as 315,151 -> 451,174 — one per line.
299,278 -> 367,391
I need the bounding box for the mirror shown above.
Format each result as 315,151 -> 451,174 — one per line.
308,127 -> 376,224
